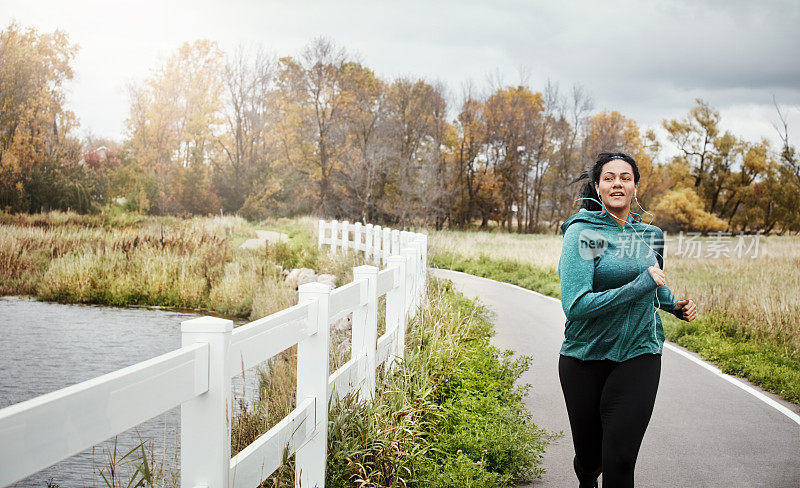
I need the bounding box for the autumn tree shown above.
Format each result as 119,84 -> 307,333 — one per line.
215,46 -> 277,213
733,144 -> 800,234
452,84 -> 488,228
583,111 -> 643,157
275,37 -> 349,216
124,40 -> 224,214
658,99 -> 799,232
773,97 -> 800,191
335,62 -> 389,222
483,85 -> 545,231
662,98 -> 721,197
653,187 -> 727,232
541,82 -> 593,232
0,21 -> 92,212
414,80 -> 453,230
382,77 -> 449,228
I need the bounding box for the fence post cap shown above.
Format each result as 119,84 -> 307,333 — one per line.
181,316 -> 233,333
298,282 -> 331,294
353,264 -> 379,275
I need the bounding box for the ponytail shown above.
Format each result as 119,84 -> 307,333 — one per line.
571,171 -> 602,211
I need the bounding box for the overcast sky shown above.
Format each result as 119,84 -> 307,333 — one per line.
2,0 -> 799,157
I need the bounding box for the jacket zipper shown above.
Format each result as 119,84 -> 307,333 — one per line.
615,215 -> 637,362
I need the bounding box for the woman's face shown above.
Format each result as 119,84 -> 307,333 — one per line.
594,159 -> 637,213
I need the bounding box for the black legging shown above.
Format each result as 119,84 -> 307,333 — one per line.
558,353 -> 661,488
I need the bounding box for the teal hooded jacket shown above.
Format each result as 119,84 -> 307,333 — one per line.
558,207 -> 685,362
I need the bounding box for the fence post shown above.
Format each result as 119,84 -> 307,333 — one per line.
180,316 -> 233,488
372,225 -> 382,265
391,229 -> 400,256
296,282 -> 331,488
341,221 -> 349,251
364,224 -> 373,261
415,236 -> 426,306
386,255 -> 407,371
414,238 -> 422,312
382,227 -> 391,265
421,234 -> 427,300
352,265 -> 379,399
401,246 -> 419,320
331,220 -> 339,254
317,220 -> 325,251
354,222 -> 362,253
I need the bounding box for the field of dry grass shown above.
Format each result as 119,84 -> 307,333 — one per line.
428,228 -> 800,359
0,212 -> 361,321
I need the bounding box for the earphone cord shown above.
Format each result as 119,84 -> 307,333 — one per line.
574,195 -> 663,343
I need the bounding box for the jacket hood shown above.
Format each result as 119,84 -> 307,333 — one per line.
560,206 -> 643,235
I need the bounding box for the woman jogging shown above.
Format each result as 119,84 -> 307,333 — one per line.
558,152 -> 697,488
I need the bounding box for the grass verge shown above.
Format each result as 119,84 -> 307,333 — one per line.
662,311 -> 800,404
429,252 -> 560,299
429,252 -> 800,406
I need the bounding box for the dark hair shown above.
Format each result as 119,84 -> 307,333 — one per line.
571,151 -> 640,212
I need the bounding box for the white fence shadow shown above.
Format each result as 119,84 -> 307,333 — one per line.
0,219 -> 428,488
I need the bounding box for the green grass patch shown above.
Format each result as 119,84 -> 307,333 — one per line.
257,218 -> 321,270
229,232 -> 256,251
429,252 -> 560,299
663,311 -> 800,404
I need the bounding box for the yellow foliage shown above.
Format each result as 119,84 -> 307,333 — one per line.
654,187 -> 727,232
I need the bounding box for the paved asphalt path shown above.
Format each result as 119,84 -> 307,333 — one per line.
429,268 -> 800,488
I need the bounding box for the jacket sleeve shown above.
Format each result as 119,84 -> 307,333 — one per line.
653,228 -> 685,320
559,224 -> 660,321
656,284 -> 683,319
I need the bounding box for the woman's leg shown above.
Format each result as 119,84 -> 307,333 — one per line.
559,354 -> 609,487
599,353 -> 661,488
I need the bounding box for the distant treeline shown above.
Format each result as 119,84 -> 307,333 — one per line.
1,22 -> 798,234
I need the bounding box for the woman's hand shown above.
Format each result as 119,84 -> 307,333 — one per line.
674,299 -> 697,322
647,262 -> 666,287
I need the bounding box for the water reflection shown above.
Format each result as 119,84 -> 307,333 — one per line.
0,297 -> 261,487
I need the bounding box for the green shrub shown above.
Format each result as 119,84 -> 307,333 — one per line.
270,240 -> 320,270
418,454 -> 509,488
431,347 -> 548,483
320,277 -> 557,487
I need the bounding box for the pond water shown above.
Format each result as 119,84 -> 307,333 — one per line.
0,297 -> 261,488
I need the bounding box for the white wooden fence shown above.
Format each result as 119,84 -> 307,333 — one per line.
0,219 -> 428,488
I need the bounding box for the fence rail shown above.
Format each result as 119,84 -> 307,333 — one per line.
0,219 -> 427,488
